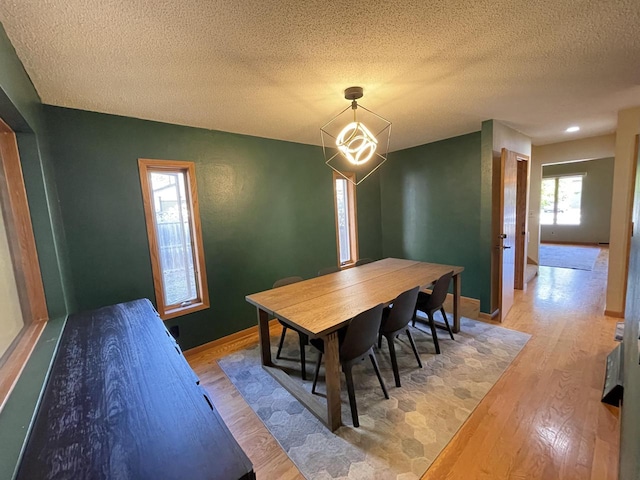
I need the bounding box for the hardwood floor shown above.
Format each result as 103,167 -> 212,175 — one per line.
186,323 -> 303,480
185,249 -> 619,479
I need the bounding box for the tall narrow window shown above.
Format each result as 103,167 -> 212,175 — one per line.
139,159 -> 209,319
0,116 -> 48,408
333,172 -> 358,266
540,174 -> 583,225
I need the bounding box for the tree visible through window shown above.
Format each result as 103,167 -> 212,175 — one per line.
540,175 -> 583,225
139,159 -> 209,319
333,172 -> 358,266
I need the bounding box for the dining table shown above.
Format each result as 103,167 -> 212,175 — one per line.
245,257 -> 464,431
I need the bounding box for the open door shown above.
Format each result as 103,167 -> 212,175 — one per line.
498,148 -> 517,320
494,148 -> 530,321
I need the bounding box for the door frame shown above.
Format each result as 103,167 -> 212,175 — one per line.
514,155 -> 530,290
621,135 -> 640,314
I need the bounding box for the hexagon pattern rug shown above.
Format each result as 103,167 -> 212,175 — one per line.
218,317 -> 530,479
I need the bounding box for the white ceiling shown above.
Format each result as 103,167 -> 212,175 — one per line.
1,0 -> 639,151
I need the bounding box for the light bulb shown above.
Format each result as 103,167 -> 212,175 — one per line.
336,122 -> 378,165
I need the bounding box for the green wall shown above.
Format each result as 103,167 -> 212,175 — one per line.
43,106 -> 383,350
0,23 -> 71,480
480,120 -> 495,313
0,28 -> 71,317
541,158 -> 614,244
379,132 -> 486,309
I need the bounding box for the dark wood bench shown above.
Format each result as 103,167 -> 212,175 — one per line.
17,299 -> 254,480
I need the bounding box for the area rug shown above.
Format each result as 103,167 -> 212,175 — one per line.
539,244 -> 600,270
218,317 -> 530,479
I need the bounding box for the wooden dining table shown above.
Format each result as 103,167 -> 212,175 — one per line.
245,258 -> 464,431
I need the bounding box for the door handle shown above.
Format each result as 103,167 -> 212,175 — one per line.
502,246 -> 511,249
499,234 -> 507,239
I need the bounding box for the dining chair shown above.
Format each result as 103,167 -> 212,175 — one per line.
413,271 -> 455,355
272,276 -> 309,380
355,258 -> 373,266
317,265 -> 340,276
310,303 -> 388,428
378,286 -> 422,387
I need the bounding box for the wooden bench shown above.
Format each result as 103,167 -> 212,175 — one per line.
17,299 -> 254,480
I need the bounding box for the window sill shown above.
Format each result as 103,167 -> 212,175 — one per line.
0,321 -> 47,411
159,301 -> 210,321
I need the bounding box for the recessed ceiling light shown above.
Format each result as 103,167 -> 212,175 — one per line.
566,126 -> 580,133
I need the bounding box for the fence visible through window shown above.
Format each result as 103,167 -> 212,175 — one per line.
155,221 -> 197,305
139,159 -> 209,320
150,171 -> 198,306
335,177 -> 351,264
333,172 -> 358,266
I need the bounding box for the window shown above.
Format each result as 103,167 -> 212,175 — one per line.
0,117 -> 48,408
333,172 -> 358,266
540,175 -> 583,225
139,159 -> 209,319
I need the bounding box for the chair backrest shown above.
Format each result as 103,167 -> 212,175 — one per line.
339,304 -> 384,362
382,286 -> 421,333
422,271 -> 453,311
355,258 -> 373,266
272,276 -> 303,289
318,266 -> 340,276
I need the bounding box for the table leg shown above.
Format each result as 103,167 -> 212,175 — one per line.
453,273 -> 461,333
324,331 -> 342,431
257,308 -> 273,366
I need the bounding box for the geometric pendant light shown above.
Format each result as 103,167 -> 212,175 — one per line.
321,87 -> 392,185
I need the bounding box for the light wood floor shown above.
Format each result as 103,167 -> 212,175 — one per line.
185,249 -> 619,479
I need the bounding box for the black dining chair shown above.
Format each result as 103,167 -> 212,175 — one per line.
272,276 -> 309,380
355,258 -> 373,266
378,286 -> 422,388
318,265 -> 340,276
413,271 -> 455,355
310,303 -> 388,428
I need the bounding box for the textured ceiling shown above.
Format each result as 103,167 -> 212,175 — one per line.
1,0 -> 639,150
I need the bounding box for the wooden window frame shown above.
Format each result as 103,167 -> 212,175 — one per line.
138,159 -> 209,320
541,174 -> 584,226
0,117 -> 48,411
332,172 -> 359,268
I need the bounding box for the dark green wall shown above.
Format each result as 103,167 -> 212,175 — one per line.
0,23 -> 71,480
379,132 -> 486,308
479,120 -> 495,313
0,27 -> 71,317
43,106 -> 383,350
